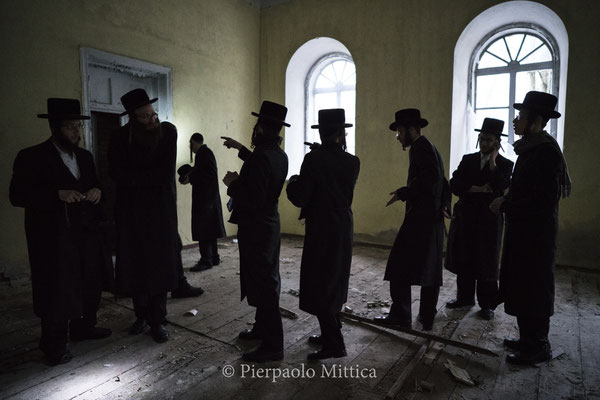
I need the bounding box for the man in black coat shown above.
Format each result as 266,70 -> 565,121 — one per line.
376,109 -> 451,331
179,132 -> 225,271
10,98 -> 112,366
287,109 -> 360,360
445,118 -> 514,320
221,101 -> 289,362
490,91 -> 571,365
108,89 -> 180,343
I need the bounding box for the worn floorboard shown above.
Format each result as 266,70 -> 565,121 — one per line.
0,237 -> 598,400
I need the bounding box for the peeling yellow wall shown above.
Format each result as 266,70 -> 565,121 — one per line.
260,0 -> 600,270
0,0 -> 260,276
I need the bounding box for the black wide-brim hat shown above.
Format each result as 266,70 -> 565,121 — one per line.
311,108 -> 353,130
389,108 -> 428,131
475,117 -> 507,137
513,91 -> 561,119
251,100 -> 291,127
37,98 -> 90,120
120,88 -> 158,116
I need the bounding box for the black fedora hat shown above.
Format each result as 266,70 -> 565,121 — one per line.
37,98 -> 90,120
389,108 -> 428,131
177,164 -> 193,183
311,108 -> 353,132
120,88 -> 158,116
513,91 -> 561,119
475,118 -> 507,137
251,100 -> 291,127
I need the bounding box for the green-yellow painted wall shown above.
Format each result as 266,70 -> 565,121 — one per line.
2,0 -> 599,276
260,0 -> 600,270
0,0 -> 260,276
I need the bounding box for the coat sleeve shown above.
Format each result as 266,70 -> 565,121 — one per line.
9,148 -> 60,210
401,144 -> 441,201
286,155 -> 316,208
227,150 -> 269,209
108,127 -> 177,188
502,145 -> 561,217
449,155 -> 472,196
489,158 -> 513,195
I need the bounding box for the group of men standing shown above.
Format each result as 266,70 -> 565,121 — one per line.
10,88 -> 569,368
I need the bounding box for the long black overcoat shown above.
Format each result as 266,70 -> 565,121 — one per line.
499,141 -> 563,317
445,152 -> 513,280
384,135 -> 450,286
286,142 -> 360,315
227,136 -> 288,307
108,122 -> 179,295
10,139 -> 112,320
189,145 -> 225,241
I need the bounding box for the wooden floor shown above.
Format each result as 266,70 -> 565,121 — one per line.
1,237 -> 599,400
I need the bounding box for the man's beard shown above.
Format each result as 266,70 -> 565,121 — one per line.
131,120 -> 162,155
54,132 -> 80,154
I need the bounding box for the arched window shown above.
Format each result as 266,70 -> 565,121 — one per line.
472,27 -> 559,161
285,37 -> 354,178
449,1 -> 568,173
306,55 -> 356,154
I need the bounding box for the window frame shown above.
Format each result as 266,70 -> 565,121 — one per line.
304,52 -> 356,155
469,24 -> 560,145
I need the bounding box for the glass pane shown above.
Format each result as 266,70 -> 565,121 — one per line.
340,91 -> 355,119
486,38 -> 510,63
478,51 -> 507,68
345,125 -> 355,155
332,60 -> 346,82
341,62 -> 356,84
475,73 -> 510,108
520,44 -> 552,64
517,34 -> 543,62
320,63 -> 337,85
314,93 -> 338,117
504,34 -> 525,61
515,69 -> 553,103
315,73 -> 335,89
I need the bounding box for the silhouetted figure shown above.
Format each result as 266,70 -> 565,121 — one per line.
375,108 -> 451,331
10,98 -> 112,366
221,101 -> 289,363
490,91 -> 571,365
445,118 -> 513,320
287,109 -> 360,361
178,132 -> 225,272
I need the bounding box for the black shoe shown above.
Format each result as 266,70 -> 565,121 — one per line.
129,318 -> 149,335
151,324 -> 169,343
307,347 -> 347,361
478,309 -> 494,320
212,256 -> 221,266
190,262 -> 212,272
446,299 -> 475,309
417,315 -> 433,331
374,315 -> 412,328
238,329 -> 262,340
45,349 -> 73,366
242,347 -> 284,362
171,280 -> 204,298
70,326 -> 112,341
503,337 -> 521,351
506,349 -> 552,365
308,335 -> 322,345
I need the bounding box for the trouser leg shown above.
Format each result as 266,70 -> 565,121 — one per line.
517,315 -> 550,355
256,303 -> 283,352
40,318 -> 69,356
456,274 -> 476,304
145,292 -> 168,327
317,312 -> 345,350
476,280 -> 499,310
389,280 -> 411,320
418,285 -> 440,324
198,240 -> 213,266
132,295 -> 149,321
211,240 -> 220,264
